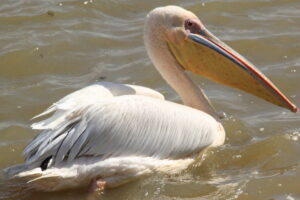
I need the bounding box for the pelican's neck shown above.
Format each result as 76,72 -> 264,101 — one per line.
168,66 -> 219,119
155,56 -> 219,120
144,25 -> 219,120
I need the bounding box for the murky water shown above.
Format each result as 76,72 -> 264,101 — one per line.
1,0 -> 300,199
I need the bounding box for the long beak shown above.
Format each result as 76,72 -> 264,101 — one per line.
167,27 -> 297,112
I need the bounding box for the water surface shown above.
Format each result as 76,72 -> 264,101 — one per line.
1,0 -> 300,199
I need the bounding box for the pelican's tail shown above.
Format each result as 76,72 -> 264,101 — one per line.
4,165 -> 48,188
4,165 -> 77,191
4,163 -> 29,177
4,164 -> 52,191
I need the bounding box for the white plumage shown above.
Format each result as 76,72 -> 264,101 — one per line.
6,82 -> 224,191
27,82 -> 222,164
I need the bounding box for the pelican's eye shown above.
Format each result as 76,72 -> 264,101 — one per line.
184,19 -> 202,34
186,20 -> 193,27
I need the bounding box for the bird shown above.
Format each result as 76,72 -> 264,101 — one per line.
5,5 -> 297,193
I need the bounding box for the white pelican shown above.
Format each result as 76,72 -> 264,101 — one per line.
5,5 -> 297,192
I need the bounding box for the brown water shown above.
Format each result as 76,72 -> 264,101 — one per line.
1,0 -> 300,199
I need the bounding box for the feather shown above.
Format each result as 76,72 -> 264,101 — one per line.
13,82 -> 222,173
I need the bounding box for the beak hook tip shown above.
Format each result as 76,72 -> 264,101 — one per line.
292,106 -> 298,113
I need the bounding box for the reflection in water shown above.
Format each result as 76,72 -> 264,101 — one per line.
0,178 -> 31,200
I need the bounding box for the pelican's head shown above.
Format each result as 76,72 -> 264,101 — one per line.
144,6 -> 297,112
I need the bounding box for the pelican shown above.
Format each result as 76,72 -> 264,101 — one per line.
5,5 -> 297,192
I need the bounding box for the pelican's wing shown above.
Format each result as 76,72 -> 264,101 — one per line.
30,82 -> 164,129
24,83 -> 222,168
